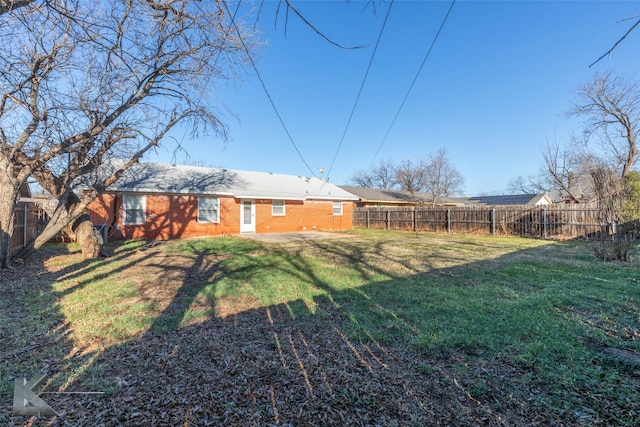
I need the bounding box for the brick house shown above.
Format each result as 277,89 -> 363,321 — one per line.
86,161 -> 358,241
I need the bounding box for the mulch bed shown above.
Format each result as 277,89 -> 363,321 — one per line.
2,246 -> 565,426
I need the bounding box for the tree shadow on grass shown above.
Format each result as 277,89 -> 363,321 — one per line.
2,235 -> 640,426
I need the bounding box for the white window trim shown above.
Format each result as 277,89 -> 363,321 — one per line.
332,201 -> 343,216
198,196 -> 220,223
272,200 -> 286,216
123,194 -> 146,225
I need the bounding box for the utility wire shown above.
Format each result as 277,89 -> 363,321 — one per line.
326,0 -> 394,181
223,1 -> 317,177
369,0 -> 456,168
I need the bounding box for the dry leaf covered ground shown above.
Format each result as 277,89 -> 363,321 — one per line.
2,233 -> 639,426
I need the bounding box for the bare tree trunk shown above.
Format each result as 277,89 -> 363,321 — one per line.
46,192 -> 101,258
61,191 -> 101,258
0,156 -> 20,268
0,183 -> 18,268
14,191 -> 102,261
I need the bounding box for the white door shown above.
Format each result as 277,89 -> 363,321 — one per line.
240,200 -> 255,233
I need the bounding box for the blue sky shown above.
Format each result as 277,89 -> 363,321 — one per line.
148,0 -> 640,196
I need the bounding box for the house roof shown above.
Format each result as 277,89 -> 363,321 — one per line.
467,194 -> 551,206
339,186 -> 425,204
340,186 -> 551,206
95,161 -> 358,201
339,186 -> 467,205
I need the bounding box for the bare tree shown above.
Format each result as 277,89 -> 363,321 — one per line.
507,174 -> 544,195
0,0 -> 253,267
540,139 -> 595,203
395,158 -> 428,195
423,148 -> 464,205
587,160 -> 637,260
351,150 -> 464,204
516,72 -> 640,207
509,136 -> 596,202
571,72 -> 640,180
348,159 -> 397,189
348,169 -> 375,188
566,72 -> 640,259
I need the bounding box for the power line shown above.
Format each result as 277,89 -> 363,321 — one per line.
223,1 -> 317,177
326,0 -> 394,181
369,0 -> 456,168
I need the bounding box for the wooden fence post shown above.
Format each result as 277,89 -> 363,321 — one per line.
23,203 -> 27,248
386,210 -> 390,230
542,207 -> 547,240
366,209 -> 370,229
491,209 -> 496,236
447,209 -> 451,233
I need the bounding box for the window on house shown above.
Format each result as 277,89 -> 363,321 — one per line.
123,194 -> 146,225
332,201 -> 343,216
272,200 -> 285,216
198,197 -> 220,223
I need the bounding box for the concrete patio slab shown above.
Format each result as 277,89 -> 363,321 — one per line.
235,231 -> 355,243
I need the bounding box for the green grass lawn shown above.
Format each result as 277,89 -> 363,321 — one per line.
2,230 -> 640,425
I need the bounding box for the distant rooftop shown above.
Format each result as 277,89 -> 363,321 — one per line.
467,194 -> 551,206
340,186 -> 551,206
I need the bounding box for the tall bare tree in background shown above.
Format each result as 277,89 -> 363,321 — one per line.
349,148 -> 465,203
349,159 -> 397,189
511,73 -> 640,205
423,148 -> 464,205
395,158 -> 428,195
0,0 -> 253,267
515,139 -> 595,202
539,139 -> 593,203
571,72 -> 640,180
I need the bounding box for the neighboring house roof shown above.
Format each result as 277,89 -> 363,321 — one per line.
547,186 -> 594,203
339,186 -> 467,205
467,193 -> 552,206
94,161 -> 358,201
341,186 -> 552,206
339,186 -> 425,204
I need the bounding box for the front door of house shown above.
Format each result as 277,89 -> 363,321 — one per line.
240,200 -> 255,233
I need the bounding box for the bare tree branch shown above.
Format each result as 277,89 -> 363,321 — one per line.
278,0 -> 365,49
589,17 -> 640,68
0,0 -> 34,15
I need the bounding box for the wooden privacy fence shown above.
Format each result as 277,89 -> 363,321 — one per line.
11,202 -> 46,252
353,205 -> 640,240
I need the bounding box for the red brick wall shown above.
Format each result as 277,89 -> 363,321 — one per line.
253,199 -> 351,233
87,193 -> 352,241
